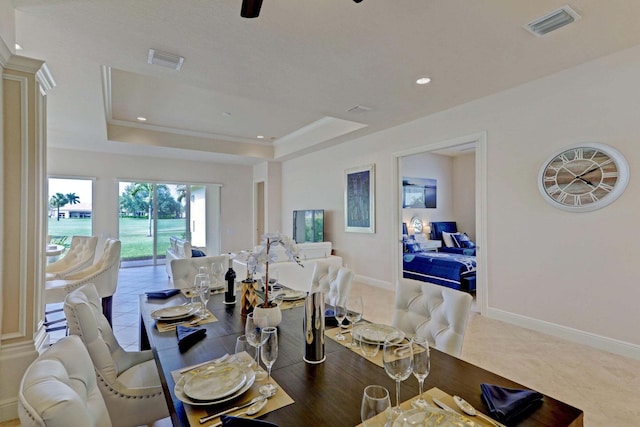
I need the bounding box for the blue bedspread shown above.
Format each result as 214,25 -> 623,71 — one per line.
403,252 -> 476,292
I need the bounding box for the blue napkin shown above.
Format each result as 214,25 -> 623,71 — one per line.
220,415 -> 278,426
146,289 -> 181,299
480,383 -> 543,423
176,325 -> 206,353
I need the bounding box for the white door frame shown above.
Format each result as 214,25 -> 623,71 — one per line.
391,131 -> 488,315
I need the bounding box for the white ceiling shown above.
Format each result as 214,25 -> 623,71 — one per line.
12,0 -> 640,165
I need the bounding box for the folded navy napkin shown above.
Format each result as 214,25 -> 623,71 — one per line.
220,415 -> 278,426
176,325 -> 206,353
480,383 -> 543,424
146,289 -> 181,299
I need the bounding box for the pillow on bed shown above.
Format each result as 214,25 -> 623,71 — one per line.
442,231 -> 460,248
406,242 -> 422,253
453,233 -> 476,249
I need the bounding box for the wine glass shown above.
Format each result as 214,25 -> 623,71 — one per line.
346,296 -> 364,347
333,297 -> 347,341
234,335 -> 257,370
383,339 -> 413,418
361,385 -> 391,427
258,327 -> 278,395
244,312 -> 268,381
211,261 -> 223,288
191,273 -> 207,308
198,275 -> 211,315
410,336 -> 431,409
359,327 -> 381,358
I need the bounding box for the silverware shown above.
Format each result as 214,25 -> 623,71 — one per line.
199,395 -> 265,424
453,395 -> 504,427
432,398 -> 481,427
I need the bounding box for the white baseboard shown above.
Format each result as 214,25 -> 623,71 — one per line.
486,307 -> 640,361
354,274 -> 394,291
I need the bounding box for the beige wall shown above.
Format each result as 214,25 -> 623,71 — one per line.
452,153 -> 476,240
48,148 -> 254,254
281,43 -> 640,355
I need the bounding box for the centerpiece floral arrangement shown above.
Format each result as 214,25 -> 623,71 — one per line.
246,233 -> 303,308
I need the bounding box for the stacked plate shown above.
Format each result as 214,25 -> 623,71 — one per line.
352,323 -> 405,344
174,360 -> 257,406
279,288 -> 307,301
151,304 -> 198,321
393,408 -> 469,426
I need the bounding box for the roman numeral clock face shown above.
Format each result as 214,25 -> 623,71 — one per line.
538,143 -> 629,212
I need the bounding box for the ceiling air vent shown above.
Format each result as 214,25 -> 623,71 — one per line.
526,5 -> 581,36
347,105 -> 372,113
147,49 -> 184,71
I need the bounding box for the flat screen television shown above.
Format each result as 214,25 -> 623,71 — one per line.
293,210 -> 324,243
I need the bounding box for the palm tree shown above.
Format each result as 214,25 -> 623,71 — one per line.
49,193 -> 68,221
66,192 -> 80,206
130,183 -> 154,237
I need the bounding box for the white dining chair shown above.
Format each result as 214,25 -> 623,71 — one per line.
392,278 -> 472,357
18,335 -> 113,427
45,235 -> 99,280
170,254 -> 229,289
308,260 -> 354,305
63,283 -> 169,427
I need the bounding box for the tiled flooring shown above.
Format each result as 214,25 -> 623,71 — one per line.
10,265 -> 640,426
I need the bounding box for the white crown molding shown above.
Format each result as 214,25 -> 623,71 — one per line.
486,307 -> 640,361
0,36 -> 10,68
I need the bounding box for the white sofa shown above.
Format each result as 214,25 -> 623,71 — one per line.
233,242 -> 342,291
165,236 -> 203,279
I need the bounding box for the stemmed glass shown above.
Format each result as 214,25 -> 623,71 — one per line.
192,273 -> 208,308
258,327 -> 278,395
211,261 -> 223,288
410,336 -> 431,409
333,297 -> 348,341
346,296 -> 364,347
383,339 -> 413,418
244,312 -> 268,381
361,385 -> 391,427
234,335 -> 257,370
197,274 -> 211,316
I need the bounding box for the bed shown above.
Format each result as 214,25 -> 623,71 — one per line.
402,221 -> 476,292
429,221 -> 476,256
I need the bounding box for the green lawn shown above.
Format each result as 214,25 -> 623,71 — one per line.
48,217 -> 187,260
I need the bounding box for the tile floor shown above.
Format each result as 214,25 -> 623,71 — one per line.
8,265 -> 640,426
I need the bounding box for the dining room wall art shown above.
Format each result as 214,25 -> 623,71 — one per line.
402,177 -> 437,208
344,164 -> 375,233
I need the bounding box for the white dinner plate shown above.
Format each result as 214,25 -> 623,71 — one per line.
353,323 -> 405,344
183,364 -> 246,401
151,305 -> 198,320
280,289 -> 307,301
174,364 -> 256,406
392,407 -> 470,426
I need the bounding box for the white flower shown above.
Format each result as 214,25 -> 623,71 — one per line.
246,233 -> 302,276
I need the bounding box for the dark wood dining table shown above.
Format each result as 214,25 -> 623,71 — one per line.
139,292 -> 583,426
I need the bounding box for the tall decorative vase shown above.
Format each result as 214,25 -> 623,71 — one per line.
240,279 -> 259,317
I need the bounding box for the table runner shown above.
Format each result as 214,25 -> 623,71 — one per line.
357,387 -> 498,427
326,326 -> 385,367
156,309 -> 218,332
171,362 -> 294,426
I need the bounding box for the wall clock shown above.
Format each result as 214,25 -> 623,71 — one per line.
410,216 -> 423,233
538,142 -> 629,212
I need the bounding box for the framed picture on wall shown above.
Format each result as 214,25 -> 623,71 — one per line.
344,164 -> 375,233
402,177 -> 437,208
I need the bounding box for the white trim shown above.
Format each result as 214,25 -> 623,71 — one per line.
0,341 -> 39,422
487,307 -> 640,361
35,62 -> 55,95
391,131 -> 488,315
0,36 -> 11,67
353,274 -> 393,291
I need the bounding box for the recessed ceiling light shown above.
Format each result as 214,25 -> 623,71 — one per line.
257,135 -> 264,139
15,43 -> 23,50
137,116 -> 147,121
416,77 -> 431,85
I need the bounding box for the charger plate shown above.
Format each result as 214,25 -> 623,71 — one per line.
175,364 -> 256,406
184,364 -> 246,401
151,305 -> 198,320
393,407 -> 471,427
280,289 -> 307,301
353,323 -> 405,344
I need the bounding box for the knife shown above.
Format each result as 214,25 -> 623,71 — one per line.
432,397 -> 481,427
199,395 -> 265,424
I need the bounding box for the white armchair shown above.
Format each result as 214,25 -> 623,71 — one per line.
46,239 -> 120,324
309,260 -> 353,305
392,278 -> 472,357
18,335 -> 112,427
45,235 -> 98,280
171,254 -> 229,289
63,284 -> 169,427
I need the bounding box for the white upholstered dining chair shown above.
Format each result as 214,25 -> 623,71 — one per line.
63,283 -> 169,427
308,260 -> 354,305
45,238 -> 120,325
45,235 -> 98,280
170,254 -> 229,289
392,278 -> 473,357
18,335 -> 112,427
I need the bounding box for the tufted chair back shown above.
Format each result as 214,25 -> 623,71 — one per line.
64,284 -> 169,427
171,254 -> 229,289
392,278 -> 472,357
46,235 -> 99,280
309,260 -> 354,305
18,335 -> 112,427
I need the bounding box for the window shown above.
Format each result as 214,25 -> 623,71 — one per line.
48,177 -> 93,246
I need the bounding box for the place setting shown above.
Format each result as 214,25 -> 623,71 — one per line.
151,301 -> 217,332
170,312 -> 294,426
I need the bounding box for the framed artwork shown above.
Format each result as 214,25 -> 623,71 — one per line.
344,164 -> 375,233
402,177 -> 437,208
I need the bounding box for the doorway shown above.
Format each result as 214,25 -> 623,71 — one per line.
392,132 -> 488,315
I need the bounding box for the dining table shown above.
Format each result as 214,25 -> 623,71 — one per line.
139,291 -> 583,427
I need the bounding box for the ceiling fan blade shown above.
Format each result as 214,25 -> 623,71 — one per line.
241,0 -> 263,18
